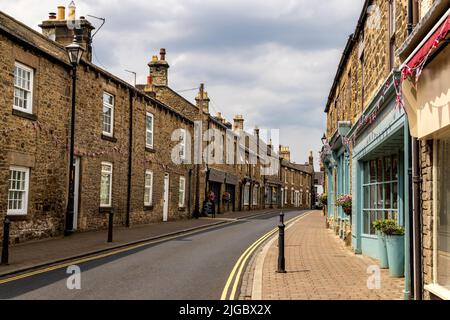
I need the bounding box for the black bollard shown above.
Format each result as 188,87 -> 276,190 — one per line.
107,210 -> 114,243
1,217 -> 11,265
277,212 -> 286,274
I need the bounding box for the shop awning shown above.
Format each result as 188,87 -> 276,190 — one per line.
402,16 -> 450,79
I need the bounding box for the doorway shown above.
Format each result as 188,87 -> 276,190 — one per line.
163,173 -> 170,222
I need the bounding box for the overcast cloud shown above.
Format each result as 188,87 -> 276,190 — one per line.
0,0 -> 364,168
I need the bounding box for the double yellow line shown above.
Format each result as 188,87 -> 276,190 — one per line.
220,213 -> 306,300
0,221 -> 234,286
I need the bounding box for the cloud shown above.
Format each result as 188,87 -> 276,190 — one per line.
0,0 -> 364,167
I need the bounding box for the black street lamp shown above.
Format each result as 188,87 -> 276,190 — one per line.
65,37 -> 84,236
321,133 -> 327,145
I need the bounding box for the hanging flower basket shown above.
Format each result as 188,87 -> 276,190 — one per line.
336,194 -> 352,215
319,193 -> 328,206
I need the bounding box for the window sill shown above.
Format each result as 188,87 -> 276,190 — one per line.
144,205 -> 154,211
145,147 -> 156,153
424,284 -> 450,300
101,134 -> 117,143
99,207 -> 113,214
12,109 -> 37,121
6,214 -> 29,222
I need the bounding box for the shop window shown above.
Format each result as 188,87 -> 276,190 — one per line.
362,155 -> 399,235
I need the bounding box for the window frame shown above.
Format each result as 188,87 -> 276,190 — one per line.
7,166 -> 30,216
13,62 -> 34,114
146,112 -> 154,149
362,156 -> 399,236
179,176 -> 186,208
102,92 -> 115,137
428,137 -> 450,298
100,162 -> 113,208
144,170 -> 153,207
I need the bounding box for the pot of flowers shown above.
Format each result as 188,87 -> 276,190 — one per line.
336,194 -> 352,216
373,220 -> 389,269
382,220 -> 405,278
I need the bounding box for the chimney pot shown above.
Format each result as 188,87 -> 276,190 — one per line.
57,6 -> 65,20
68,1 -> 76,20
49,12 -> 57,20
160,48 -> 166,61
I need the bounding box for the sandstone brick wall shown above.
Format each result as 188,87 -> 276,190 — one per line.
420,140 -> 434,299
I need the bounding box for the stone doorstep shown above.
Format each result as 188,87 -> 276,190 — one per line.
0,208 -> 283,279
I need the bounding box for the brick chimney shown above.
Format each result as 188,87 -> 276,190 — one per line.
279,145 -> 291,161
195,89 -> 210,114
148,48 -> 170,87
309,151 -> 314,166
40,2 -> 95,62
233,115 -> 244,131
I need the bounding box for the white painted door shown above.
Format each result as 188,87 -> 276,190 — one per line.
73,157 -> 81,230
163,173 -> 170,222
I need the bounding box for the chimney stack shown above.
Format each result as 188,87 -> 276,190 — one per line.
40,2 -> 95,62
233,115 -> 244,131
279,145 -> 291,161
148,49 -> 170,87
196,88 -> 210,114
309,151 -> 314,166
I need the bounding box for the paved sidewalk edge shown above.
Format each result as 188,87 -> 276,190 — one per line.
0,209 -> 282,279
250,211 -> 314,300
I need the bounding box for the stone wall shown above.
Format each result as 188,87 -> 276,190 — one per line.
0,33 -> 71,243
420,140 -> 434,299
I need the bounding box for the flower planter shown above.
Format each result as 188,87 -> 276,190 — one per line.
376,231 -> 389,269
386,235 -> 404,277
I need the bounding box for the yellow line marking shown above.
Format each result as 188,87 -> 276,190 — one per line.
0,221 -> 235,285
222,211 -> 314,300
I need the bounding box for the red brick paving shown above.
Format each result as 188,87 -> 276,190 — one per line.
261,211 -> 405,300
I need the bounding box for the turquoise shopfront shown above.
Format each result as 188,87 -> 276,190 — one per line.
323,122 -> 351,240
348,71 -> 410,260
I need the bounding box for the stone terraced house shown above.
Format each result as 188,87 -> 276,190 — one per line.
0,8 -> 196,244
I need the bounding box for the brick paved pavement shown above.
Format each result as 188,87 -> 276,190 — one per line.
260,211 -> 405,300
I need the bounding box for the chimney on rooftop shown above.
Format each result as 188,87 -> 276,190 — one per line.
196,88 -> 210,114
233,115 -> 244,131
148,48 -> 170,87
40,2 -> 95,62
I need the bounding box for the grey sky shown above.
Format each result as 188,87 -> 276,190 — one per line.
1,0 -> 364,168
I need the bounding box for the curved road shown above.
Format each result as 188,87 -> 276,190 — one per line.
0,210 -> 306,300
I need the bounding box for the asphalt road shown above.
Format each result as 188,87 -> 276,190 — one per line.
0,210 -> 306,300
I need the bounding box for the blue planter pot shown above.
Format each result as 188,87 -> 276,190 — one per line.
376,231 -> 389,269
386,235 -> 405,277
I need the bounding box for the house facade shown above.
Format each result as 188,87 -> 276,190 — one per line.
397,0 -> 450,300
0,8 -> 196,243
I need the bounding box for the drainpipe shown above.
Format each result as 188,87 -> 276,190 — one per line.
404,120 -> 412,300
411,138 -> 422,300
125,89 -> 134,228
407,0 -> 422,299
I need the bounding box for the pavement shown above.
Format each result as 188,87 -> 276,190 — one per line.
0,208 -> 282,279
0,209 -> 307,300
242,210 -> 405,300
